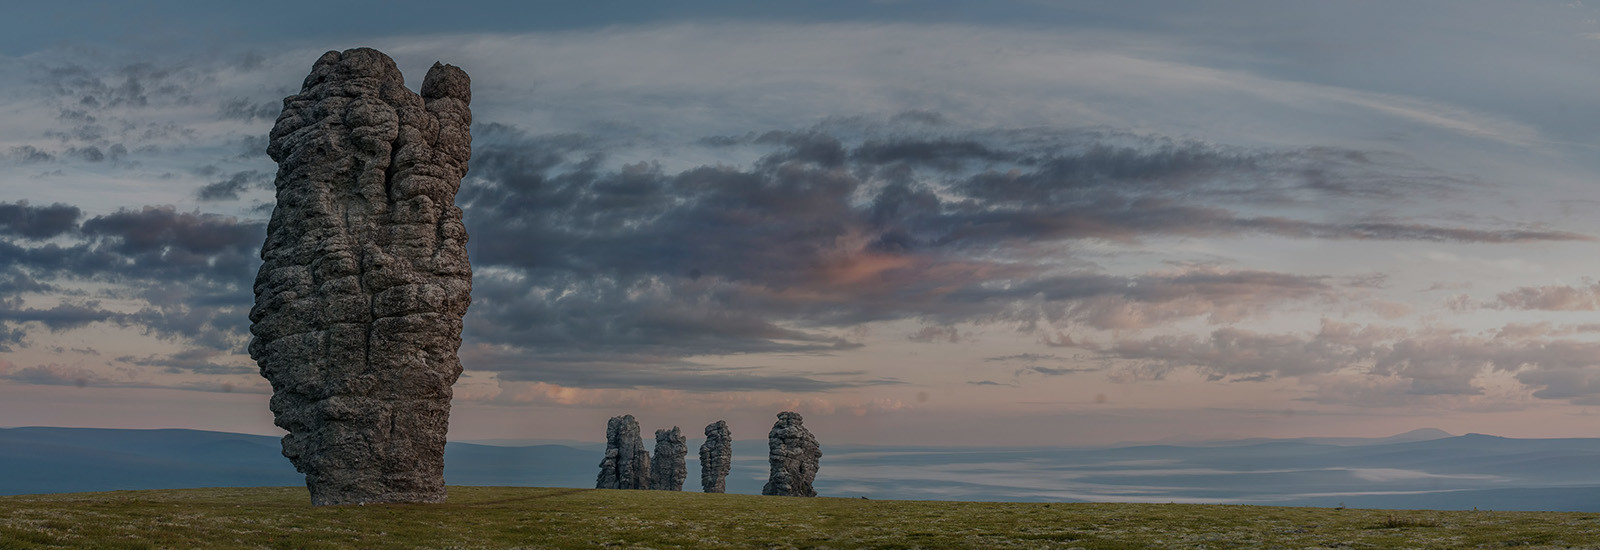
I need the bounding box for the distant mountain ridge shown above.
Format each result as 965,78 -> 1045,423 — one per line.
1179,427 -> 1455,447
6,426 -> 1600,511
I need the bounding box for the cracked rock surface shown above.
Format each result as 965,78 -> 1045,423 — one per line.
763,411 -> 821,497
650,426 -> 687,491
699,420 -> 731,493
249,47 -> 472,506
596,414 -> 652,489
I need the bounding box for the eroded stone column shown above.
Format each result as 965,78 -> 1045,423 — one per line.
699,420 -> 732,493
596,414 -> 652,489
650,426 -> 687,491
250,47 -> 472,505
762,411 -> 821,497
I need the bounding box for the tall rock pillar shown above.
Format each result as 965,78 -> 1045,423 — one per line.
650,426 -> 688,491
762,411 -> 821,497
596,415 -> 652,489
699,420 -> 732,493
250,47 -> 473,506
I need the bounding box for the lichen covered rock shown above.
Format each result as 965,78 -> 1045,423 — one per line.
762,411 -> 821,497
596,415 -> 652,489
650,427 -> 687,491
699,420 -> 732,493
249,47 -> 472,506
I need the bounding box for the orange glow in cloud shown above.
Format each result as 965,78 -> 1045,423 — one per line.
815,252 -> 916,288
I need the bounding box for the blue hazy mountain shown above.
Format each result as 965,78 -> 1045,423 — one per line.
5,427 -> 1599,511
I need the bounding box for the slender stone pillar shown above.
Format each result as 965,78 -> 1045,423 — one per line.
650,426 -> 687,491
596,414 -> 652,489
700,420 -> 732,493
250,47 -> 472,505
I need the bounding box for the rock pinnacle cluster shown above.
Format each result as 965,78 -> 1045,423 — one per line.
762,411 -> 821,497
699,420 -> 732,493
650,427 -> 688,491
596,415 -> 652,489
249,47 -> 473,506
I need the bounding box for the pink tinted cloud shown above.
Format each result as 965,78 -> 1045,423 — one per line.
1495,279 -> 1600,311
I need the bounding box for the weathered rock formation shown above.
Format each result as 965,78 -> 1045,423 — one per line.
596,415 -> 652,489
249,47 -> 473,506
699,420 -> 732,493
762,411 -> 821,497
650,427 -> 687,491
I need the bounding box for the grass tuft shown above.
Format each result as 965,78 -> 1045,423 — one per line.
1370,515 -> 1443,529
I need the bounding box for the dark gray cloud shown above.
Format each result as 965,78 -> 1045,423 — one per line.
11,145 -> 55,164
466,271 -> 864,360
218,98 -> 280,122
0,201 -> 81,240
39,61 -> 189,110
125,287 -> 251,352
58,108 -> 95,124
463,125 -> 1580,284
78,206 -> 261,261
59,144 -> 129,164
908,325 -> 963,343
43,122 -> 105,143
23,58 -> 202,171
0,326 -> 24,351
0,297 -> 118,333
233,134 -> 270,160
4,118 -> 1587,395
462,125 -> 1563,286
66,146 -> 104,162
195,170 -> 268,201
0,268 -> 58,295
0,205 -> 262,354
449,121 -> 1581,390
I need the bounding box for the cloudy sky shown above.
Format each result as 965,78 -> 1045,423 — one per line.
5,0 -> 1600,446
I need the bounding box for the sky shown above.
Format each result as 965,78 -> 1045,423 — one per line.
4,0 -> 1600,446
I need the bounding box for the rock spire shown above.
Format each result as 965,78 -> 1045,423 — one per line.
650,427 -> 688,491
250,47 -> 473,505
699,420 -> 732,493
596,414 -> 652,489
762,411 -> 821,497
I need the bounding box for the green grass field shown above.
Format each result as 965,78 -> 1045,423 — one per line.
2,487 -> 1599,549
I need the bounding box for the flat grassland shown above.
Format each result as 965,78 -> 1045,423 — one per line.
2,487 -> 1599,549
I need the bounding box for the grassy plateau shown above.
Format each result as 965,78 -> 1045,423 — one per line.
2,487 -> 1599,549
